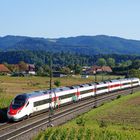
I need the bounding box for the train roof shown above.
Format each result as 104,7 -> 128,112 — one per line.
22,90 -> 51,98
16,78 -> 139,99
20,86 -> 77,98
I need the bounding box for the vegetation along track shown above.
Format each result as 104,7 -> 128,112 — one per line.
0,87 -> 139,140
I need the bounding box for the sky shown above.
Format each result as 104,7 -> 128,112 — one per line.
0,0 -> 140,39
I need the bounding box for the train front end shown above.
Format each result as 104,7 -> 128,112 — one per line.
7,94 -> 28,121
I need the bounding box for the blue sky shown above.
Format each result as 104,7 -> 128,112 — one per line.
0,0 -> 140,39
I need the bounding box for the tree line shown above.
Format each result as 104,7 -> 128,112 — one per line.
1,51 -> 140,77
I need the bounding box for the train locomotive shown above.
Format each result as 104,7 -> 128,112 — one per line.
7,78 -> 140,121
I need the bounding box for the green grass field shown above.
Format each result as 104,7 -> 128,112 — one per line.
34,91 -> 140,140
0,75 -> 123,109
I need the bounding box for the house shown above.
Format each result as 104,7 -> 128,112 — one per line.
53,71 -> 67,77
0,64 -> 11,75
85,65 -> 112,75
82,66 -> 91,72
11,64 -> 36,76
27,64 -> 36,75
85,65 -> 102,75
101,66 -> 112,73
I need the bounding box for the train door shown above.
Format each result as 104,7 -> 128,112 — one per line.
72,95 -> 77,102
76,87 -> 80,100
130,79 -> 133,88
24,101 -> 32,116
108,82 -> 111,93
94,84 -> 97,96
72,89 -> 77,102
120,80 -> 122,90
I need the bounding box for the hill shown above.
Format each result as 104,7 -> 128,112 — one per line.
0,35 -> 140,55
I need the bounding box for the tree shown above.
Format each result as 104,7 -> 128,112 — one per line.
54,80 -> 61,87
37,67 -> 44,76
131,59 -> 140,69
107,58 -> 115,67
74,64 -> 82,74
43,64 -> 50,76
61,67 -> 71,75
97,58 -> 106,66
19,61 -> 28,72
119,60 -> 132,68
129,69 -> 140,78
8,64 -> 19,72
125,60 -> 132,67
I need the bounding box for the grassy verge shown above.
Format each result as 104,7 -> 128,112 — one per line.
34,91 -> 140,140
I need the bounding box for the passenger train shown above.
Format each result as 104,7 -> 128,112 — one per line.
7,78 -> 140,121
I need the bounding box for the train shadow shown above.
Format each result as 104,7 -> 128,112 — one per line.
0,108 -> 8,123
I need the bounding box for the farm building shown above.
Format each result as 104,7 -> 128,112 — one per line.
85,65 -> 112,75
0,64 -> 11,74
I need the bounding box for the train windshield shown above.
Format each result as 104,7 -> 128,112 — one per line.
12,95 -> 27,109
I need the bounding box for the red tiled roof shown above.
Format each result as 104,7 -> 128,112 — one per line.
101,66 -> 112,72
0,64 -> 11,73
86,65 -> 112,74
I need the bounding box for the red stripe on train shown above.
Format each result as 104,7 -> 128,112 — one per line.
108,84 -> 123,88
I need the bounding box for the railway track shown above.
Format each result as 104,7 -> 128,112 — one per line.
0,87 -> 139,140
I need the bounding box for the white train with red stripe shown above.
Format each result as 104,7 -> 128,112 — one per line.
7,78 -> 140,121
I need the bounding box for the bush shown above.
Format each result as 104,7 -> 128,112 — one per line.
76,117 -> 85,127
98,120 -> 107,128
54,80 -> 61,87
117,95 -> 121,99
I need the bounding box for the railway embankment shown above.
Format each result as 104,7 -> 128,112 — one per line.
35,90 -> 140,140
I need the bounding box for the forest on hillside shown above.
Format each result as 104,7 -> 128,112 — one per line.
0,50 -> 140,66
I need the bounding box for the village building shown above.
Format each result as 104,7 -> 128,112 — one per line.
27,64 -> 36,75
0,64 -> 11,75
85,65 -> 112,75
53,71 -> 67,77
11,64 -> 36,76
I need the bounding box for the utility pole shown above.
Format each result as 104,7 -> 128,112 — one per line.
102,68 -> 104,81
48,55 -> 54,127
93,70 -> 97,108
49,55 -> 52,91
94,70 -> 97,82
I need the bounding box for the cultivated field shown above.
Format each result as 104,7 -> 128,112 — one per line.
35,91 -> 140,140
0,75 -> 123,108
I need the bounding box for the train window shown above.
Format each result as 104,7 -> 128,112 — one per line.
12,95 -> 27,109
43,91 -> 49,94
97,86 -> 108,90
60,93 -> 75,99
132,81 -> 139,84
122,82 -> 131,85
60,89 -> 63,91
69,86 -> 74,89
88,84 -> 92,86
34,99 -> 50,107
80,89 -> 93,95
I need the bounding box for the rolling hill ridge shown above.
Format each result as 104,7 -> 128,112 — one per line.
0,35 -> 140,55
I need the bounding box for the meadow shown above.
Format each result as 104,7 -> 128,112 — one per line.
35,91 -> 140,140
0,74 -> 122,109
